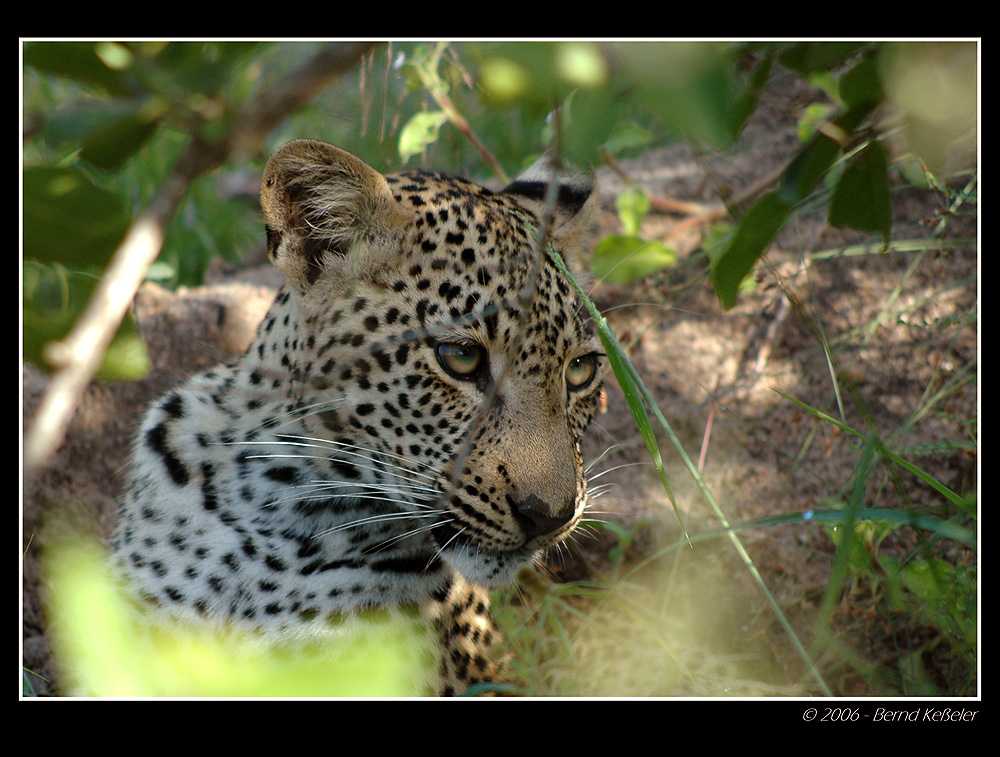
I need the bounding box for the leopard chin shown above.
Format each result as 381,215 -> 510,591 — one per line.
441,543 -> 539,589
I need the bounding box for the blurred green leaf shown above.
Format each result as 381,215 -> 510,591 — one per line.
615,187 -> 651,236
618,41 -> 739,148
546,86 -> 628,166
778,42 -> 869,76
398,110 -> 449,163
879,41 -> 978,173
779,130 -> 843,205
78,98 -> 168,170
796,102 -> 836,143
829,141 -> 892,243
839,51 -> 884,110
591,235 -> 676,284
22,263 -> 150,380
149,41 -> 262,97
23,41 -> 134,97
728,51 -> 774,137
711,191 -> 791,309
477,55 -> 534,105
23,166 -> 131,268
602,121 -> 652,158
476,42 -> 580,110
45,537 -> 429,696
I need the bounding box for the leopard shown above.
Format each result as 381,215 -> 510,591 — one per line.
110,139 -> 605,696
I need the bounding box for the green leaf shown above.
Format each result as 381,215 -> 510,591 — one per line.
45,537 -> 429,696
602,121 -> 652,158
591,235 -> 676,284
711,49 -> 887,310
398,110 -> 449,163
779,130 -> 843,205
23,41 -> 134,97
22,263 -> 150,380
778,42 -> 870,76
614,187 -> 651,236
477,55 -> 534,104
544,86 -> 632,168
796,102 -> 836,143
78,98 -> 167,170
151,41 -> 262,97
728,52 -> 774,137
779,54 -> 884,206
710,191 -> 791,309
619,41 -> 739,148
839,51 -> 884,111
23,166 -> 132,268
829,141 -> 892,243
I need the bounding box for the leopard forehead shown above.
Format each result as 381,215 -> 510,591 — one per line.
315,168 -> 596,357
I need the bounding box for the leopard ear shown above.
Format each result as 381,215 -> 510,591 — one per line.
260,139 -> 410,291
500,151 -> 599,265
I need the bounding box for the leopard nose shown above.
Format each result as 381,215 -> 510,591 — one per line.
509,494 -> 576,541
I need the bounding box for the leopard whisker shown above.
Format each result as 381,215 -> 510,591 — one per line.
585,460 -> 652,480
360,519 -> 456,556
263,397 -> 350,429
245,449 -> 439,489
272,481 -> 443,512
583,444 -> 623,475
274,430 -> 442,476
585,482 -> 617,500
428,523 -> 468,569
312,509 -> 447,539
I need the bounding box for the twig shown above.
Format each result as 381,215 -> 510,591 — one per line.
415,42 -> 508,183
430,87 -> 509,184
601,150 -> 708,216
24,42 -> 376,475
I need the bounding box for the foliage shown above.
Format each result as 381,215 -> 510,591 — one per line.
44,536 -> 430,696
22,40 -> 977,697
22,41 -> 977,378
590,188 -> 676,284
22,41 -> 266,378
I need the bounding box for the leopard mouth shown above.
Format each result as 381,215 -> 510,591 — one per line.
427,491 -> 584,587
424,520 -> 532,586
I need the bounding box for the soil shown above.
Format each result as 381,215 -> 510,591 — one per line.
21,73 -> 978,697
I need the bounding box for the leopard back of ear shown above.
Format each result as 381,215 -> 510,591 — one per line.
260,139 -> 410,290
500,151 -> 599,271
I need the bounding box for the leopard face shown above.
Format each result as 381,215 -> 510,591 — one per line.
256,140 -> 605,588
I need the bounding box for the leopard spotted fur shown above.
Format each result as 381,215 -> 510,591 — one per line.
111,140 -> 604,695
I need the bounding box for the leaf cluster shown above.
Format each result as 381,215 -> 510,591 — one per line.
23,41 -> 267,378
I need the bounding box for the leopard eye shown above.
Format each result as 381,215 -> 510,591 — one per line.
435,342 -> 486,380
566,353 -> 598,391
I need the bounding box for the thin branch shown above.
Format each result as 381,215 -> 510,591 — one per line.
430,87 -> 509,184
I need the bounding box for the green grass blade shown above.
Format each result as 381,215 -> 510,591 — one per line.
776,390 -> 974,514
